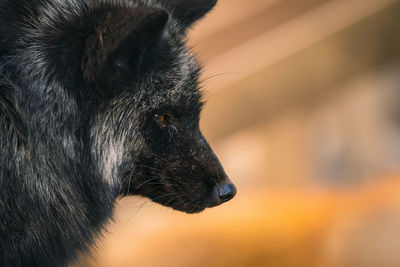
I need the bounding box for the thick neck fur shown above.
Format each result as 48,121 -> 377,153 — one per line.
0,1 -> 136,266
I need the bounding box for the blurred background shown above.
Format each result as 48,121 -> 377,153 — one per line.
80,0 -> 400,266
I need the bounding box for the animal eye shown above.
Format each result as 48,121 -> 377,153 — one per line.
154,114 -> 168,127
154,113 -> 179,134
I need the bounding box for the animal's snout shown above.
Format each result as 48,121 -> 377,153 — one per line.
207,179 -> 236,208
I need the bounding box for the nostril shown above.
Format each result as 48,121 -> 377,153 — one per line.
218,182 -> 236,203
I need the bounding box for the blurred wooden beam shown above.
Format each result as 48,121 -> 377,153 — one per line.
189,0 -> 331,62
200,0 -> 398,94
189,0 -> 283,43
201,0 -> 400,142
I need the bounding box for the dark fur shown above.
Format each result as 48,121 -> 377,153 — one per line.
0,0 -> 235,266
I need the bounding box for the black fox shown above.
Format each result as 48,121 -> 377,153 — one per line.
0,0 -> 236,266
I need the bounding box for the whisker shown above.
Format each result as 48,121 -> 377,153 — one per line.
134,177 -> 161,189
119,199 -> 148,226
164,194 -> 182,206
135,164 -> 190,186
200,71 -> 242,83
150,192 -> 179,202
126,172 -> 132,196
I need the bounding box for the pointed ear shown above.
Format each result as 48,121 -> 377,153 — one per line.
160,0 -> 217,30
82,7 -> 169,83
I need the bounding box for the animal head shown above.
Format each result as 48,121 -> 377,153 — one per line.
89,1 -> 236,213
9,0 -> 236,213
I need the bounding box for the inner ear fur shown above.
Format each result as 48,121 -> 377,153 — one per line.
82,7 -> 169,83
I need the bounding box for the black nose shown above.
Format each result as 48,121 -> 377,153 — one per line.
218,182 -> 236,203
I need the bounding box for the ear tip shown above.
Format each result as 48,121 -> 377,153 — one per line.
161,0 -> 218,29
206,0 -> 218,14
195,0 -> 218,10
208,0 -> 218,8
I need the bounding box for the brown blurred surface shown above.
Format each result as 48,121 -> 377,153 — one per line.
79,176 -> 400,267
78,0 -> 400,266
